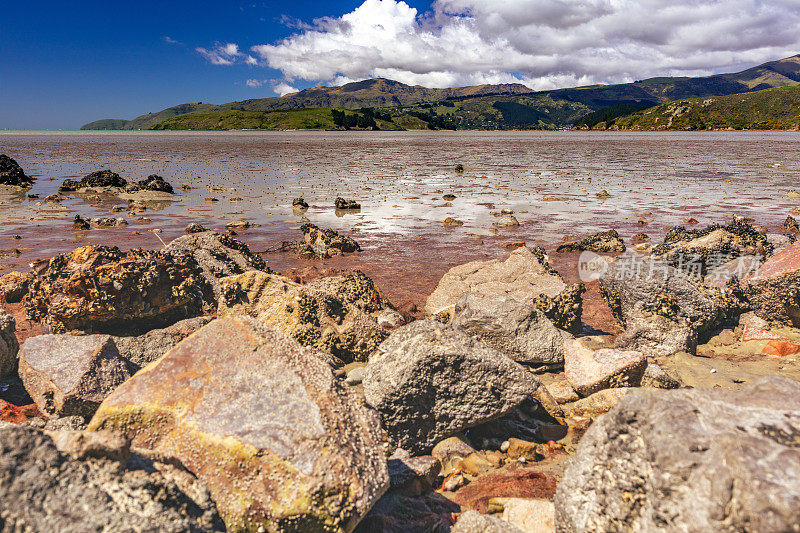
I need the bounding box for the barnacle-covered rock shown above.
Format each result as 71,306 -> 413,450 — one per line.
300,223 -> 361,256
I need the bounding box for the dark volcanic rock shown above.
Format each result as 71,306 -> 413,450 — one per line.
0,155 -> 33,187
556,229 -> 626,253
783,215 -> 799,242
0,271 -> 29,303
335,197 -> 361,210
125,174 -> 174,193
292,197 -> 309,208
18,334 -> 134,419
555,377 -> 800,532
599,257 -> 742,355
25,245 -> 204,335
0,309 -> 19,378
300,222 -> 361,256
0,425 -> 224,532
59,169 -> 127,192
363,320 -> 552,455
452,293 -> 570,369
166,231 -> 269,304
89,316 -> 389,532
185,222 -> 208,234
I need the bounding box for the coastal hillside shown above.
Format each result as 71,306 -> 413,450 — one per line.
81,54 -> 800,130
601,86 -> 800,130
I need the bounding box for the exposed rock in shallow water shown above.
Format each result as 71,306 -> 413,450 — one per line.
0,308 -> 19,378
555,377 -> 800,532
219,270 -> 389,363
25,245 -> 204,335
89,316 -> 389,532
124,174 -> 174,193
300,222 -> 361,256
335,197 -> 361,210
0,425 -> 224,531
556,229 -> 625,253
0,154 -> 33,187
452,293 -> 570,369
166,231 -> 268,304
425,246 -> 584,333
59,169 -> 127,192
18,334 -> 134,420
363,320 -> 553,455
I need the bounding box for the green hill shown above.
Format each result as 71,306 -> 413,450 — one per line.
81,54 -> 800,130
80,119 -> 129,130
602,86 -> 800,130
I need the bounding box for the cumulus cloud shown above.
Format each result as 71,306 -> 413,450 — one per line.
246,0 -> 800,90
273,82 -> 299,96
196,42 -> 257,66
246,78 -> 266,88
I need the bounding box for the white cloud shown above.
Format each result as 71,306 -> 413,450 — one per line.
197,42 -> 257,66
273,82 -> 299,96
163,36 -> 182,45
246,0 -> 800,90
246,79 -> 265,88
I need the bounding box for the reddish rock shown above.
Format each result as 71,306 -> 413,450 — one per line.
762,339 -> 800,357
452,466 -> 559,513
0,399 -> 41,424
741,324 -> 784,342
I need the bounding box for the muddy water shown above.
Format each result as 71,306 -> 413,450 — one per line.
1,130 -> 799,320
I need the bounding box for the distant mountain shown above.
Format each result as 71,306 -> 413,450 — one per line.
601,86 -> 800,130
81,55 -> 800,130
82,103 -> 217,131
79,119 -> 129,130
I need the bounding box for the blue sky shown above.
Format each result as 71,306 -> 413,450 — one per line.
3,0 -> 800,130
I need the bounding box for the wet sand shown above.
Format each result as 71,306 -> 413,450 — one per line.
2,130 -> 800,326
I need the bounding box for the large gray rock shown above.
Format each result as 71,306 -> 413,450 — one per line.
0,425 -> 223,531
89,316 -> 389,532
113,316 -> 212,370
599,256 -> 741,355
425,246 -> 584,332
555,377 -> 800,532
452,293 -> 570,370
452,510 -> 525,533
0,308 -> 18,378
363,320 -> 549,455
166,231 -> 268,304
18,334 -> 133,419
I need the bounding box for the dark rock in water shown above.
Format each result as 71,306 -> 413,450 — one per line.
292,197 -> 309,208
184,222 -> 208,234
300,222 -> 361,255
72,214 -> 90,230
335,197 -> 361,210
455,164 -> 465,173
0,425 -> 224,531
0,271 -> 29,303
166,231 -> 268,305
90,216 -> 127,227
0,155 -> 33,187
89,316 -> 389,532
363,320 -> 556,455
599,257 -> 742,355
59,169 -> 127,192
113,316 -> 213,370
741,241 -> 800,326
218,270 -> 389,363
443,194 -> 457,201
556,229 -> 625,253
452,293 -> 570,369
555,377 -> 800,532
18,334 -> 134,420
425,246 -> 584,333
652,217 -> 772,274
630,232 -> 650,244
124,174 -> 174,194
25,245 -> 204,335
0,309 -> 19,378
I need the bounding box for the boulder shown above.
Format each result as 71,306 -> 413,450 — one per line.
0,154 -> 33,187
493,215 -> 520,228
563,388 -> 633,419
355,492 -> 460,532
300,223 -> 361,256
24,245 -> 204,334
502,499 -> 555,533
556,230 -> 625,253
18,334 -> 134,419
599,256 -> 741,355
452,294 -> 570,370
0,425 -> 223,531
124,174 -> 174,193
0,271 -> 29,303
59,169 -> 127,192
89,317 -> 389,532
425,247 -> 584,333
113,316 -> 213,370
452,510 -> 525,533
335,197 -> 361,210
741,241 -> 800,326
639,362 -> 682,389
166,231 -> 268,304
0,308 -> 18,378
555,377 -> 800,532
363,320 -> 551,454
563,338 -> 647,397
387,454 -> 441,496
293,197 -> 309,208
219,270 -> 389,363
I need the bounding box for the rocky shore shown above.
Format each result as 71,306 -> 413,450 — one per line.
1,153 -> 800,532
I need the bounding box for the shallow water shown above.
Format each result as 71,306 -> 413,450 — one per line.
1,130 -> 799,313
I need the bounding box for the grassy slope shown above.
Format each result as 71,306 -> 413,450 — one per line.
608,86 -> 800,130
80,119 -> 129,130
